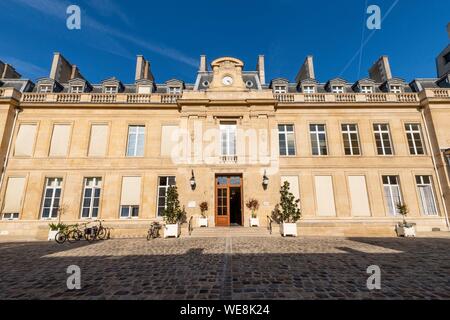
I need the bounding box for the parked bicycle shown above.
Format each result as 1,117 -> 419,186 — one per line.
55,224 -> 79,244
147,221 -> 161,240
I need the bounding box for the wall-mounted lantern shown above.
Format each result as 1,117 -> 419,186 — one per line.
190,170 -> 196,190
262,170 -> 269,189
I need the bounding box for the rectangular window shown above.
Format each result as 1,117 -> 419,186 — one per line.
278,124 -> 296,156
310,124 -> 328,155
341,124 -> 361,155
314,176 -> 336,216
303,86 -> 315,94
348,176 -> 371,216
126,125 -> 145,157
120,176 -> 141,219
390,85 -> 402,93
40,178 -> 63,219
81,177 -> 102,219
39,85 -> 52,93
88,124 -> 108,157
373,123 -> 394,155
104,86 -> 118,94
405,123 -> 425,155
14,124 -> 37,157
49,124 -> 71,157
157,176 -> 176,217
168,87 -> 181,94
416,176 -> 438,215
161,125 -> 179,157
137,85 -> 152,94
220,122 -> 236,156
382,175 -> 402,216
274,86 -> 287,94
361,86 -> 373,93
332,86 -> 344,93
2,177 -> 26,219
70,85 -> 84,93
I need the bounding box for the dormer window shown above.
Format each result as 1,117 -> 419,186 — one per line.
137,85 -> 152,94
303,86 -> 315,94
39,85 -> 53,93
390,85 -> 402,93
360,86 -> 373,94
168,87 -> 181,94
70,85 -> 84,93
274,85 -> 287,94
104,86 -> 118,94
332,86 -> 344,94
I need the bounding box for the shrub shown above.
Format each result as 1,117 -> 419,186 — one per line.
245,198 -> 260,218
272,181 -> 301,223
199,201 -> 208,218
163,186 -> 185,224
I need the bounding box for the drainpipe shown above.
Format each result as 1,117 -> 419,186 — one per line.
0,107 -> 21,194
420,106 -> 450,230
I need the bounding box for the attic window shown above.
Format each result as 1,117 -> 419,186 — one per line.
246,80 -> 254,88
360,86 -> 373,94
70,85 -> 84,93
273,85 -> 287,94
303,86 -> 315,94
202,80 -> 210,87
137,85 -> 152,94
332,86 -> 344,94
39,85 -> 53,93
168,87 -> 181,94
390,85 -> 402,93
104,86 -> 118,94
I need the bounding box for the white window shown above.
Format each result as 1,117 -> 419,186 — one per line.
303,86 -> 315,94
341,124 -> 360,155
2,177 -> 26,220
310,124 -> 328,155
157,176 -> 176,216
348,176 -> 371,217
373,123 -> 394,155
314,176 -> 336,216
361,86 -> 373,93
81,178 -> 102,219
2,213 -> 19,220
220,122 -> 236,156
120,206 -> 139,219
120,176 -> 141,219
274,86 -> 287,94
126,125 -> 145,157
168,87 -> 181,94
278,124 -> 296,156
104,86 -> 118,94
416,176 -> 438,216
41,178 -> 63,219
382,175 -> 402,216
137,85 -> 152,94
49,124 -> 71,157
332,86 -> 344,93
88,124 -> 108,157
390,85 -> 402,93
405,123 -> 425,155
39,85 -> 52,93
70,85 -> 84,93
14,123 -> 37,157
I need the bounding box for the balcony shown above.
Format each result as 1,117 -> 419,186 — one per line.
220,155 -> 238,164
20,93 -> 182,104
273,92 -> 421,104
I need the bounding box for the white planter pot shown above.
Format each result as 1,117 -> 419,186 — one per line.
280,222 -> 297,237
48,230 -> 59,241
198,217 -> 208,227
164,223 -> 180,238
396,225 -> 416,237
249,217 -> 260,227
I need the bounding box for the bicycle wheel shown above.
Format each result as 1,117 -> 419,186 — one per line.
67,230 -> 81,243
55,231 -> 67,244
84,228 -> 96,242
97,227 -> 107,240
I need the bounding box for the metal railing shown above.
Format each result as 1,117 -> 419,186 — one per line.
188,216 -> 193,236
267,215 -> 273,235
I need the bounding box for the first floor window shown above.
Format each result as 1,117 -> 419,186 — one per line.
81,177 -> 102,219
416,176 -> 438,216
157,176 -> 176,216
41,178 -> 63,219
405,123 -> 425,155
120,205 -> 139,218
278,124 -> 296,156
220,122 -> 236,156
382,175 -> 402,216
2,213 -> 19,220
341,124 -> 361,155
127,125 -> 145,157
373,123 -> 394,155
310,124 -> 328,155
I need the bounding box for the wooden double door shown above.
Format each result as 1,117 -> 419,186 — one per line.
215,175 -> 243,226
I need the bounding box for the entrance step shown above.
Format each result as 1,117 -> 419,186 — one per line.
185,226 -> 276,238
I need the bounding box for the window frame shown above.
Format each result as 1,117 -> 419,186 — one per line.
309,124 -> 328,156
80,177 -> 102,219
119,205 -> 139,219
273,85 -> 287,94
390,85 -> 402,93
104,85 -> 118,94
341,124 -> 361,156
40,177 -> 63,220
220,122 -> 237,157
39,85 -> 53,93
303,86 -> 315,94
331,86 -> 344,94
278,124 -> 296,156
70,85 -> 84,93
405,123 -> 425,155
373,123 -> 394,155
156,176 -> 176,217
360,86 -> 373,94
415,175 -> 438,216
382,175 -> 403,216
2,213 -> 19,220
126,125 -> 146,157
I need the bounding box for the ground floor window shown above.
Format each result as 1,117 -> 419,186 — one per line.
2,213 -> 19,220
41,178 -> 63,219
382,175 -> 402,216
81,177 -> 102,219
157,176 -> 176,216
120,205 -> 139,219
416,176 -> 438,216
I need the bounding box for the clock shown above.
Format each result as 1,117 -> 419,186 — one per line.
222,76 -> 233,86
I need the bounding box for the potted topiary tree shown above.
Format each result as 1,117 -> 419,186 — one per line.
198,201 -> 209,227
162,185 -> 184,238
272,181 -> 301,237
246,198 -> 260,227
395,203 -> 416,237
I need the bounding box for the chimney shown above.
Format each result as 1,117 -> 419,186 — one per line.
295,56 -> 315,83
369,56 -> 392,82
49,52 -> 74,83
199,55 -> 207,72
256,55 -> 266,85
135,55 -> 154,81
0,61 -> 21,79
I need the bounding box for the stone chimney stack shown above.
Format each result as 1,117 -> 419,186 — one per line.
135,55 -> 154,81
256,55 -> 265,85
199,55 -> 207,72
295,56 -> 315,83
0,61 -> 21,79
49,52 -> 74,83
369,56 -> 393,82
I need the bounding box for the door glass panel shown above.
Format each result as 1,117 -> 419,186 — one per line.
229,176 -> 241,185
217,176 -> 228,185
218,188 -> 227,216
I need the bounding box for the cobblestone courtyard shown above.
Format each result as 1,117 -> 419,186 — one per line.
0,236 -> 449,300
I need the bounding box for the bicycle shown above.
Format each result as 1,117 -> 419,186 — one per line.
94,219 -> 108,240
147,222 -> 161,240
55,224 -> 78,244
67,223 -> 87,243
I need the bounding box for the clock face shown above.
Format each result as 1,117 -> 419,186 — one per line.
222,76 -> 233,86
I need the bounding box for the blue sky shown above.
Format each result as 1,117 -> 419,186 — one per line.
0,0 -> 449,84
